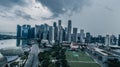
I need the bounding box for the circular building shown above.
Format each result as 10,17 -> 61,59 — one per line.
0,53 -> 7,67
0,47 -> 24,56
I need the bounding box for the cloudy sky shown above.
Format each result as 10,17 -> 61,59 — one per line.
0,0 -> 120,36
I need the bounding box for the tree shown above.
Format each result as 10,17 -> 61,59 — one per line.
107,59 -> 120,67
61,59 -> 70,67
55,61 -> 60,67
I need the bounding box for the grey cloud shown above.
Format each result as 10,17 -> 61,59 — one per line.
0,9 -> 13,19
15,10 -> 34,21
0,0 -> 26,7
105,6 -> 113,11
0,0 -> 33,21
0,11 -> 7,18
36,0 -> 90,17
41,17 -> 55,20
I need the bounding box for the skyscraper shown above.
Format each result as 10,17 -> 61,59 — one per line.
43,24 -> 49,40
97,35 -> 102,43
53,22 -> 57,27
105,35 -> 110,46
17,25 -> 21,38
30,27 -> 35,38
58,20 -> 63,43
80,29 -> 85,43
73,28 -> 78,42
60,26 -> 63,43
110,35 -> 117,45
21,25 -> 31,38
118,35 -> 120,46
49,26 -> 55,44
53,22 -> 58,42
67,20 -> 72,43
35,25 -> 40,38
64,27 -> 68,41
85,32 -> 91,44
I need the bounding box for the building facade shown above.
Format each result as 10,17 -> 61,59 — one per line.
73,28 -> 78,42
67,20 -> 72,43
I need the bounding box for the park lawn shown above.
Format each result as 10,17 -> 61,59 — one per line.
66,51 -> 94,62
66,51 -> 101,67
69,62 -> 101,67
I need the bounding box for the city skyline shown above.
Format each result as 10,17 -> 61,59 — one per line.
1,0 -> 120,67
0,0 -> 120,36
16,20 -> 120,47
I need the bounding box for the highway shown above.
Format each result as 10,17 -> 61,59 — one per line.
24,44 -> 39,67
32,44 -> 39,67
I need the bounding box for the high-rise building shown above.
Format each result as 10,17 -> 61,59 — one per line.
43,24 -> 49,40
73,28 -> 78,42
67,20 -> 72,43
49,26 -> 55,44
58,20 -> 61,40
21,25 -> 31,38
30,27 -> 35,38
97,35 -> 102,43
58,20 -> 63,43
110,35 -> 117,45
16,39 -> 21,46
80,29 -> 85,43
105,35 -> 110,46
77,33 -> 80,43
35,25 -> 43,39
53,22 -> 58,42
118,35 -> 120,46
17,25 -> 21,38
58,20 -> 61,26
85,32 -> 91,43
60,26 -> 63,43
35,25 -> 41,38
53,22 -> 57,27
64,27 -> 68,41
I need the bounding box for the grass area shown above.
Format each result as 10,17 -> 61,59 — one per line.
66,51 -> 101,67
69,62 -> 101,67
66,51 -> 94,62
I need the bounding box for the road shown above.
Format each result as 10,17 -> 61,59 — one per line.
24,44 -> 39,67
31,44 -> 39,67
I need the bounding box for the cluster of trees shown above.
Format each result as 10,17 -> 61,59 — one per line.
38,51 -> 52,67
8,62 -> 19,67
38,44 -> 69,67
107,59 -> 120,67
0,34 -> 16,40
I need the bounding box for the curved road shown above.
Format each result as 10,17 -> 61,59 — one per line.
24,44 -> 39,67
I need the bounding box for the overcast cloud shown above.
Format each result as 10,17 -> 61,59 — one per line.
0,0 -> 120,36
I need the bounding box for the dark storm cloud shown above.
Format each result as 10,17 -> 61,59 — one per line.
37,0 -> 89,17
15,10 -> 34,21
0,0 -> 26,7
